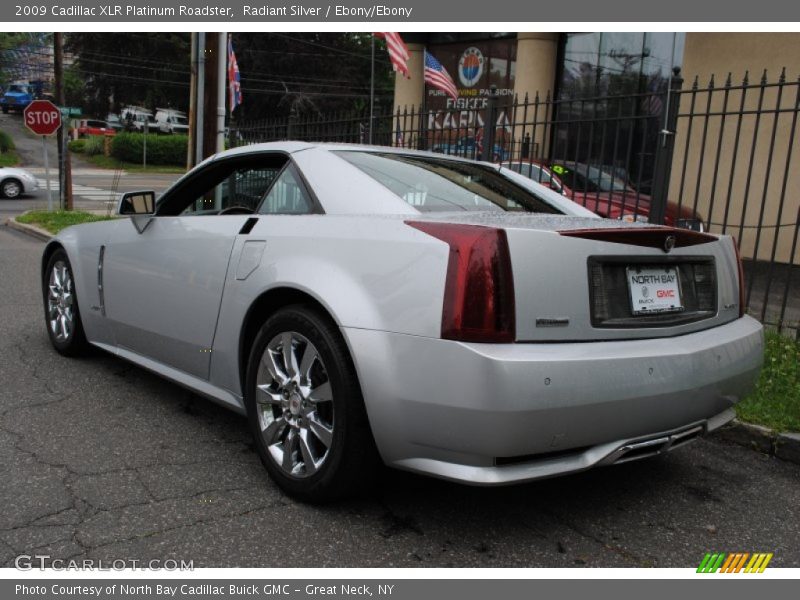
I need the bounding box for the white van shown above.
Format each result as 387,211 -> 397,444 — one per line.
154,108 -> 189,135
120,106 -> 157,133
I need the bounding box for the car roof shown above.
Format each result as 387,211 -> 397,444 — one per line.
210,141 -> 496,165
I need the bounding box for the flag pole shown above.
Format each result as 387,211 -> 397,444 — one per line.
420,48 -> 427,151
369,34 -> 375,144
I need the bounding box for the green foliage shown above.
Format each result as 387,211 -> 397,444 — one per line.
68,139 -> 86,153
63,64 -> 85,109
65,33 -> 190,117
0,129 -> 15,153
737,330 -> 800,432
17,210 -> 115,234
83,135 -> 106,156
111,132 -> 188,166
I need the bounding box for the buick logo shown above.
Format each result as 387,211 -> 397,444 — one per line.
642,286 -> 649,298
664,235 -> 676,253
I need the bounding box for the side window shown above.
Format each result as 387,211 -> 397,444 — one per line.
258,166 -> 314,215
182,167 -> 281,215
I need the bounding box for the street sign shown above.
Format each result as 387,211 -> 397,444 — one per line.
23,99 -> 62,136
60,106 -> 82,117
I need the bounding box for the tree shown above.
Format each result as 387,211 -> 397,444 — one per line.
230,32 -> 395,121
65,33 -> 191,117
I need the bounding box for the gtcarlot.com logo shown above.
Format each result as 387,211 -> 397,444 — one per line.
697,552 -> 773,573
14,555 -> 193,571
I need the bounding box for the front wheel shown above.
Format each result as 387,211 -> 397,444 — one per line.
245,305 -> 378,502
1,178 -> 22,199
42,249 -> 91,356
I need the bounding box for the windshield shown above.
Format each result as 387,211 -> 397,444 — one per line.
336,151 -> 562,214
551,163 -> 633,193
8,85 -> 27,94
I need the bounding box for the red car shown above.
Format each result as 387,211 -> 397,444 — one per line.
505,159 -> 705,231
73,119 -> 117,139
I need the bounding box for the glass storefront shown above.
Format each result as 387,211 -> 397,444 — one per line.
560,32 -> 685,98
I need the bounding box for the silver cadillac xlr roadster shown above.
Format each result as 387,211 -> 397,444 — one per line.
41,142 -> 764,501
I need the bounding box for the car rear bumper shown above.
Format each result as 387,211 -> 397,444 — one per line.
344,315 -> 764,485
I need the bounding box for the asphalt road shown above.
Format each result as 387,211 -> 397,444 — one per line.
0,112 -> 179,217
0,225 -> 798,568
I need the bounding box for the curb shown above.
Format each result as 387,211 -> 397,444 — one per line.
714,419 -> 800,465
5,216 -> 52,241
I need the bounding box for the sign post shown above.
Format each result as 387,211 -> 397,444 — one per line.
23,99 -> 62,212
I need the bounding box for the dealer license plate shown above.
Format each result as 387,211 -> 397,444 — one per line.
626,266 -> 683,315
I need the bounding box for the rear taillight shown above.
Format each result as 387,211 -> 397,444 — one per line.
732,237 -> 746,318
407,221 -> 516,343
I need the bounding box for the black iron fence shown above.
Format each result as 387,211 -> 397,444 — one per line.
231,69 -> 800,336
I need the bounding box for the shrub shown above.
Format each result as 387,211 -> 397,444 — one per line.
111,132 -> 188,166
68,139 -> 86,153
0,129 -> 15,153
83,135 -> 105,156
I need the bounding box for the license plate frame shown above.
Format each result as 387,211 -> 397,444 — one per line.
626,265 -> 684,315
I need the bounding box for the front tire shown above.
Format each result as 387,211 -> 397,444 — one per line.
245,305 -> 378,502
42,249 -> 91,356
1,178 -> 22,199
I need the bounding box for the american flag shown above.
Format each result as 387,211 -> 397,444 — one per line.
424,50 -> 458,101
228,36 -> 242,111
374,32 -> 410,79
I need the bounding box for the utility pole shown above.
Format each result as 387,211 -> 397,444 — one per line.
187,32 -> 197,169
216,32 -> 226,155
202,33 -> 219,163
195,32 -> 206,167
54,33 -> 73,210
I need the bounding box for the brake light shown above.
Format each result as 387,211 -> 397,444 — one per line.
732,237 -> 746,318
407,221 -> 516,343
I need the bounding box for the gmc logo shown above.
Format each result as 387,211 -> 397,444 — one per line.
657,290 -> 676,298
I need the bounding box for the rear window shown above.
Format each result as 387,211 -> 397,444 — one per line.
86,120 -> 106,128
336,151 -> 563,214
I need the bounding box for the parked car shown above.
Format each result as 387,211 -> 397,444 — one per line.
154,108 -> 189,135
0,82 -> 34,114
1,166 -> 38,199
105,113 -> 125,132
505,159 -> 706,231
40,142 -> 763,501
73,119 -> 117,139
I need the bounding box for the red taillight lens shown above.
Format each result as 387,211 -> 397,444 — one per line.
732,237 -> 746,318
407,221 -> 516,343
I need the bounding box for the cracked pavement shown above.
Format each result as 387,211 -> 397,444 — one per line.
1,224 -> 799,568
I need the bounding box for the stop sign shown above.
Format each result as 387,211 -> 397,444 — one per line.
23,100 -> 62,136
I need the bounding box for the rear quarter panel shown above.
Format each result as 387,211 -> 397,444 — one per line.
209,215 -> 450,396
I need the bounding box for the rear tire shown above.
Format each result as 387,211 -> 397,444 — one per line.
245,305 -> 378,502
42,249 -> 91,356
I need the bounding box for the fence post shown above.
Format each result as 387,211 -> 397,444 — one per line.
649,67 -> 683,226
481,85 -> 499,162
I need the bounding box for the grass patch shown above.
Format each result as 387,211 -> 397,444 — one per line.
17,210 -> 116,234
0,149 -> 19,166
0,128 -> 19,166
79,153 -> 186,174
737,330 -> 800,432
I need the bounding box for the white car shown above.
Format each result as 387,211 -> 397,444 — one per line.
1,166 -> 38,199
40,142 -> 764,502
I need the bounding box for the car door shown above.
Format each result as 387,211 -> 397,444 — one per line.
102,154 -> 287,380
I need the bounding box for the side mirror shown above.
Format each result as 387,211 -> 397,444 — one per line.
118,191 -> 156,234
118,190 -> 155,215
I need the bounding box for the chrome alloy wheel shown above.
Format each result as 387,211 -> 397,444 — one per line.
255,331 -> 334,478
47,261 -> 74,342
2,180 -> 22,199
